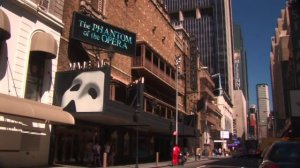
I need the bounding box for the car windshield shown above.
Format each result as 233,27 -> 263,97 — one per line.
267,142 -> 300,163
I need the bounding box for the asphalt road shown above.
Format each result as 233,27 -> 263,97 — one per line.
177,157 -> 260,168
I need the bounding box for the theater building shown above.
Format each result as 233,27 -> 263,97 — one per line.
0,0 -> 74,167
49,0 -> 199,166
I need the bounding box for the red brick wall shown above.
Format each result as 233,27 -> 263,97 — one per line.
105,0 -> 180,66
58,0 -> 186,82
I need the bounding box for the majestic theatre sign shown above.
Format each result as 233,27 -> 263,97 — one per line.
71,12 -> 136,56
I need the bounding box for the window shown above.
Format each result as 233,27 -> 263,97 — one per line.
136,45 -> 141,57
90,0 -> 105,15
183,10 -> 196,19
166,66 -> 171,76
171,70 -> 175,79
170,13 -> 179,21
167,109 -> 173,119
25,53 -> 46,101
160,61 -> 165,72
154,104 -> 161,116
145,48 -> 151,61
160,106 -> 166,118
146,99 -> 153,113
38,0 -> 50,11
115,84 -> 126,103
153,54 -> 159,67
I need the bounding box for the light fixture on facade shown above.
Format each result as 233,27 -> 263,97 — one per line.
152,26 -> 157,33
162,36 -> 166,43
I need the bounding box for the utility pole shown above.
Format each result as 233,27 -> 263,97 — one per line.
175,55 -> 181,145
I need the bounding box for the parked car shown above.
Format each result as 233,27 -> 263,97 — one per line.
258,140 -> 300,168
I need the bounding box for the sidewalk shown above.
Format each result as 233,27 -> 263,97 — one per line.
101,156 -> 202,168
107,155 -> 230,168
52,156 -> 208,168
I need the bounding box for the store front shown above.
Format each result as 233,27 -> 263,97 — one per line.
50,67 -> 179,166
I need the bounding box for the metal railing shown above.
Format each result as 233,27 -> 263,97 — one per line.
132,56 -> 184,93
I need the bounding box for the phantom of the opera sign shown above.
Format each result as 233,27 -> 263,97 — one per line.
71,12 -> 136,56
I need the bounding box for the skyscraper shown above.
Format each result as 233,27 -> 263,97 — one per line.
233,23 -> 249,102
270,0 -> 300,137
256,84 -> 270,139
164,0 -> 234,99
232,24 -> 249,140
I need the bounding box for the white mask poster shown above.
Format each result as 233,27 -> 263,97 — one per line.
53,68 -> 109,113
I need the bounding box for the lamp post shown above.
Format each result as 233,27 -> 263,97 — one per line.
175,55 -> 181,145
211,73 -> 222,96
134,107 -> 140,168
205,112 -> 208,145
133,77 -> 143,168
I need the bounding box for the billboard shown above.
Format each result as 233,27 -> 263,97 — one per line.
53,67 -> 110,113
249,113 -> 256,127
220,130 -> 229,139
70,12 -> 136,56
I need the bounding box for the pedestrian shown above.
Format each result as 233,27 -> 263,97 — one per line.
218,148 -> 222,156
85,141 -> 93,164
105,141 -> 112,165
196,148 -> 201,160
93,142 -> 101,166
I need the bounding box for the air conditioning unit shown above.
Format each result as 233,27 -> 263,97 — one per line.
39,0 -> 49,11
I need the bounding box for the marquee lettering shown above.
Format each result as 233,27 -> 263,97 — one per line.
77,18 -> 133,50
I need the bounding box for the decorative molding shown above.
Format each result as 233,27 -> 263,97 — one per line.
13,0 -> 64,30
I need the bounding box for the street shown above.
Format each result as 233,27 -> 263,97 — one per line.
174,157 -> 260,168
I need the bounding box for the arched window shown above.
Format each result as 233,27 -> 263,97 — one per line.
0,9 -> 11,42
24,52 -> 46,101
24,31 -> 57,101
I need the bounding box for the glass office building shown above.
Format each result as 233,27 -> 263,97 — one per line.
164,0 -> 234,98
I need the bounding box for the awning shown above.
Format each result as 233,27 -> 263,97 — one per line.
72,100 -> 197,135
0,93 -> 75,125
30,32 -> 58,59
0,9 -> 11,41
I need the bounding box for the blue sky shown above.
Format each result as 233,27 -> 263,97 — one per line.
232,0 -> 286,109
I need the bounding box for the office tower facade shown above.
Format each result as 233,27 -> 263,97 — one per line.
233,23 -> 249,101
270,0 -> 300,137
164,0 -> 234,99
232,23 -> 248,140
164,0 -> 235,152
256,84 -> 270,139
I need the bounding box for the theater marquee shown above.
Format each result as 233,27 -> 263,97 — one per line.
71,12 -> 136,56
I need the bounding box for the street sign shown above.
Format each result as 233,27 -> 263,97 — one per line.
71,12 -> 136,56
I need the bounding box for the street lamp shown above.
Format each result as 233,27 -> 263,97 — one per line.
175,55 -> 181,145
133,77 -> 143,168
134,107 -> 140,168
211,73 -> 222,96
199,96 -> 208,146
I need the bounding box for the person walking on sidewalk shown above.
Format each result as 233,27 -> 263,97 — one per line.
93,142 -> 101,166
